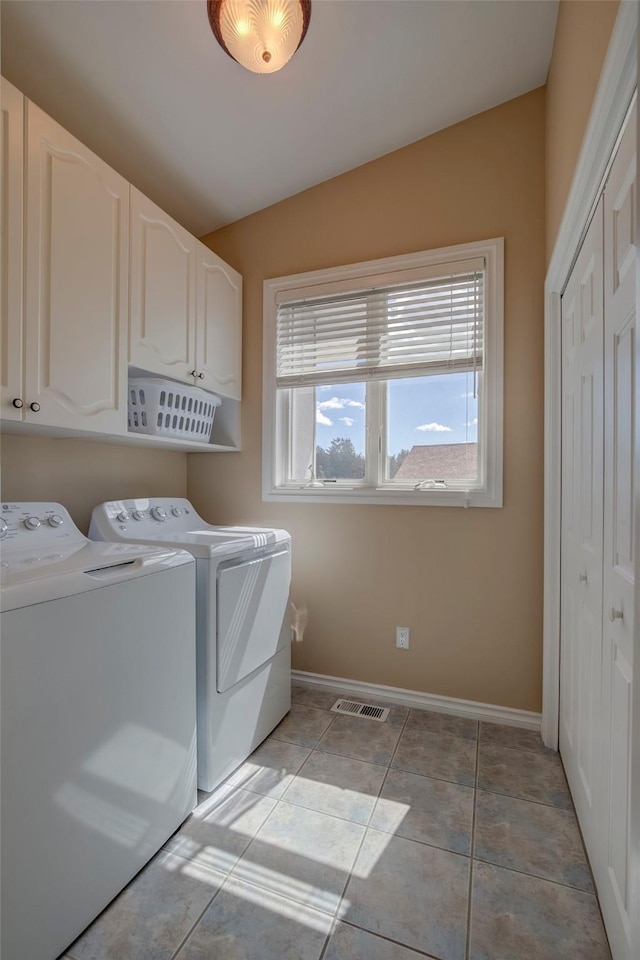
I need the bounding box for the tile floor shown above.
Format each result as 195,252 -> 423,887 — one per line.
62,684 -> 612,960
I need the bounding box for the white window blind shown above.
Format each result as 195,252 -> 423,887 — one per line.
276,257 -> 485,388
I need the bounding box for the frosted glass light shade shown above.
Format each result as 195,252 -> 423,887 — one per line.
208,0 -> 311,75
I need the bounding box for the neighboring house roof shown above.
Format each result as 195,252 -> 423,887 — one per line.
394,443 -> 478,480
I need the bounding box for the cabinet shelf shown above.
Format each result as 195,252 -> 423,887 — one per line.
0,417 -> 240,453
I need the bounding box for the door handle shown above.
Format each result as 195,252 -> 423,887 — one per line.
578,572 -> 587,583
609,606 -> 623,622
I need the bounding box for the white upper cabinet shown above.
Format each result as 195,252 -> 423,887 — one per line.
1,79 -> 25,421
129,191 -> 242,403
129,188 -> 197,382
196,240 -> 242,400
1,79 -> 241,448
23,100 -> 129,432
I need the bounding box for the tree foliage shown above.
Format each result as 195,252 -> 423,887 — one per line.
315,439 -> 411,480
387,447 -> 410,479
316,437 -> 365,479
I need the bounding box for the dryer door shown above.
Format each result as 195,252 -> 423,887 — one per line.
216,547 -> 291,693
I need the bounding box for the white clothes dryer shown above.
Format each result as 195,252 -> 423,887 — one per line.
0,502 -> 197,960
89,498 -> 292,792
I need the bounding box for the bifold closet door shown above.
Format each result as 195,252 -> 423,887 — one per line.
559,198 -> 604,861
598,104 -> 636,960
559,102 -> 636,960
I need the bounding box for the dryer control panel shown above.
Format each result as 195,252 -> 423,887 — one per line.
92,498 -> 202,536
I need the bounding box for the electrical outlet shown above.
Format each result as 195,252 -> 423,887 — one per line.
396,626 -> 410,649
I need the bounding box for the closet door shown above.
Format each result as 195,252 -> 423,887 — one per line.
559,199 -> 604,860
599,104 -> 636,960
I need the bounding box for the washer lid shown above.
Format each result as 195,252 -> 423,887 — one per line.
0,541 -> 193,612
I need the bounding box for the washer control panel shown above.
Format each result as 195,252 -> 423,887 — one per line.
0,503 -> 82,548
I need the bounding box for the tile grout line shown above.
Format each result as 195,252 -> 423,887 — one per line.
168,869 -> 235,960
336,918 -> 444,959
317,705 -> 412,960
469,855 -> 600,896
465,730 -> 480,960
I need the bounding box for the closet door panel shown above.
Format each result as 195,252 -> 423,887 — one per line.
559,198 -> 604,859
600,102 -> 635,960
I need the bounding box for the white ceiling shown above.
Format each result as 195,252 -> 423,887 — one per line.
1,0 -> 558,237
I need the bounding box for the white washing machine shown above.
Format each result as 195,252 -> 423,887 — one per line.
0,502 -> 197,960
89,498 -> 292,792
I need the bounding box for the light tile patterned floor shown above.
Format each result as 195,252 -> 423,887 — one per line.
63,684 -> 612,960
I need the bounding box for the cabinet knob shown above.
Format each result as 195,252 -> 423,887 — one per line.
198,372 -> 204,379
189,370 -> 198,378
578,572 -> 587,583
609,606 -> 624,622
12,398 -> 23,409
29,402 -> 41,413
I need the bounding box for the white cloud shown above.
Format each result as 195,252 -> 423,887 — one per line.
317,396 -> 365,411
339,417 -> 355,427
460,391 -> 475,398
416,422 -> 452,433
319,385 -> 333,391
466,417 -> 478,427
316,409 -> 332,426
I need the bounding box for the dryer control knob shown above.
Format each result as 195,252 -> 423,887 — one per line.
151,506 -> 167,522
47,515 -> 63,528
171,507 -> 182,517
132,510 -> 145,521
116,512 -> 129,523
0,519 -> 7,539
24,516 -> 41,530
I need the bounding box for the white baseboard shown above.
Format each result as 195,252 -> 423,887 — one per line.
292,670 -> 542,731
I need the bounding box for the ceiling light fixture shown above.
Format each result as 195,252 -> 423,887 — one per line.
208,0 -> 311,75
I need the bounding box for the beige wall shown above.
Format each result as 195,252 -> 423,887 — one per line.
0,435 -> 187,533
190,88 -> 546,712
545,0 -> 620,263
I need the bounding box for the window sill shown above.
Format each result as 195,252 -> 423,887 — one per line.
263,485 -> 502,507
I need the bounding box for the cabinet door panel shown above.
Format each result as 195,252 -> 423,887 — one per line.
1,79 -> 24,421
24,102 -> 128,432
196,242 -> 242,400
129,188 -> 196,381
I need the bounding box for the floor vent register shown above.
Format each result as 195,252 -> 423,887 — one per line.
330,699 -> 389,722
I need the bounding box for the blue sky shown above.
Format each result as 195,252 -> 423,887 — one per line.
316,373 -> 478,455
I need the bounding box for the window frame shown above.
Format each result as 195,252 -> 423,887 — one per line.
263,237 -> 504,507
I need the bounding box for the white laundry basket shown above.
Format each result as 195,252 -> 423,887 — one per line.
128,378 -> 221,442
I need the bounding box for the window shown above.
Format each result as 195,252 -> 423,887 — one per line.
263,238 -> 503,506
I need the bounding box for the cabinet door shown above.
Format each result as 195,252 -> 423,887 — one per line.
129,188 -> 196,383
196,241 -> 242,400
24,101 -> 129,432
1,79 -> 24,422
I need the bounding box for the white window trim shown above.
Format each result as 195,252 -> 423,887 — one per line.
262,237 -> 504,507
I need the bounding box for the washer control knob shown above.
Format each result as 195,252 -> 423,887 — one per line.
151,506 -> 167,522
47,515 -> 63,528
132,510 -> 145,521
116,511 -> 129,523
0,519 -> 7,539
24,516 -> 41,530
171,507 -> 182,517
